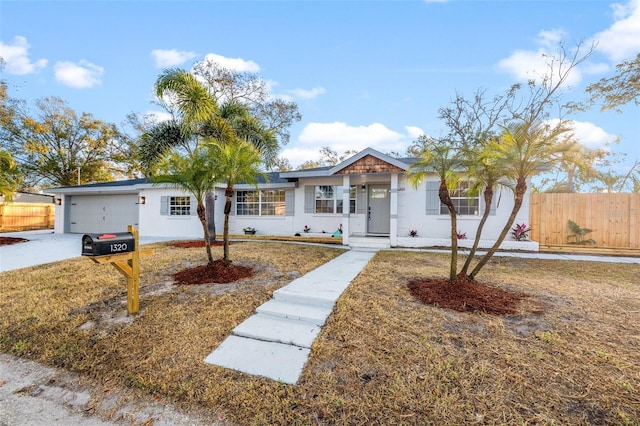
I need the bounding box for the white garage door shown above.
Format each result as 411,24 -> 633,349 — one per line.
69,195 -> 139,234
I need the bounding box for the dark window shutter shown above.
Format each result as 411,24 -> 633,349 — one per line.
425,181 -> 440,215
285,190 -> 294,216
160,196 -> 169,215
190,196 -> 198,215
304,186 -> 315,213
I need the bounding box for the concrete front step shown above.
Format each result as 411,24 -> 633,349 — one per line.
204,335 -> 310,385
256,299 -> 333,326
233,314 -> 321,348
348,237 -> 391,249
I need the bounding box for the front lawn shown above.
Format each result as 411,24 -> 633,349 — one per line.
1,242 -> 638,424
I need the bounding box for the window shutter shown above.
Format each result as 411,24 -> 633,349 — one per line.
490,188 -> 497,216
356,187 -> 366,215
230,191 -> 236,216
160,196 -> 169,215
190,196 -> 198,216
304,186 -> 315,213
285,190 -> 294,216
425,181 -> 440,215
481,187 -> 498,216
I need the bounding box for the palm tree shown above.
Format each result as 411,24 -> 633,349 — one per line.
152,148 -> 219,263
407,137 -> 463,283
209,139 -> 265,265
468,121 -> 569,280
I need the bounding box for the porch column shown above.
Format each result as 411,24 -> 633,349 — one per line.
390,173 -> 399,246
342,174 -> 351,246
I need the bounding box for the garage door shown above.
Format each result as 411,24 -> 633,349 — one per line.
69,195 -> 139,234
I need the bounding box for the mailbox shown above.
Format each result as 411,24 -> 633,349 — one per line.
82,232 -> 135,256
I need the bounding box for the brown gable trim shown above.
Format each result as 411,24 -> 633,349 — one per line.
335,154 -> 405,174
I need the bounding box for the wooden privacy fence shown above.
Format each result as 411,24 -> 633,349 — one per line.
0,202 -> 55,231
529,193 -> 640,249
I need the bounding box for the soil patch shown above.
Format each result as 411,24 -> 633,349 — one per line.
407,273 -> 527,315
0,236 -> 29,246
173,259 -> 253,285
171,240 -> 226,248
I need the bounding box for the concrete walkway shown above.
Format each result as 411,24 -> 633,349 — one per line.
204,249 -> 377,384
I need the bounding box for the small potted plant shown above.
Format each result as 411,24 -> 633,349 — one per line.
409,230 -> 418,237
243,226 -> 256,235
457,231 -> 467,240
303,225 -> 311,233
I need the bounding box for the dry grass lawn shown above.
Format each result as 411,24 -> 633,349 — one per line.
1,242 -> 639,425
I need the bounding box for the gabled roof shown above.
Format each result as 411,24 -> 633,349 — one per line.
280,148 -> 415,179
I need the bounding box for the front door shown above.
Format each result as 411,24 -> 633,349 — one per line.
367,184 -> 390,234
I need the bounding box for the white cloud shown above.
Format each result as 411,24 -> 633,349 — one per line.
549,118 -> 617,149
497,29 -> 585,86
151,49 -> 198,68
202,53 -> 260,72
405,126 -> 425,140
282,122 -> 416,168
0,36 -> 47,75
591,0 -> 640,62
54,60 -> 104,88
144,110 -> 173,124
288,86 -> 326,100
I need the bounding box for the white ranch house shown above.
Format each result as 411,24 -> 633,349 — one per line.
49,148 -> 537,250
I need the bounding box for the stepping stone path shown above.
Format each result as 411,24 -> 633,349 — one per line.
204,249 -> 377,384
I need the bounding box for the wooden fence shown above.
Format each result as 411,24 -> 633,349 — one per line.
529,193 -> 640,249
0,202 -> 55,231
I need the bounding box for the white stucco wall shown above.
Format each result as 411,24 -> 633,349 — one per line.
137,188 -> 203,238
395,175 -> 531,242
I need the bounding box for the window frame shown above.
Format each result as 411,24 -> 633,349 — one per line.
236,189 -> 286,216
440,180 -> 480,216
314,185 -> 356,215
169,196 -> 191,216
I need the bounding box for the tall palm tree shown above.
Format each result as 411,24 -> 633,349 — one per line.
469,121 -> 569,279
152,148 -> 219,263
209,139 -> 265,265
407,137 -> 463,283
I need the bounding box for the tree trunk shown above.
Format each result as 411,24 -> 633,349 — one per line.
205,192 -> 216,242
439,181 -> 458,283
222,187 -> 233,266
197,201 -> 213,263
469,179 -> 526,280
460,186 -> 493,275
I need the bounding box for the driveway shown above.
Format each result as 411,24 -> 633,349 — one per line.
0,230 -> 182,272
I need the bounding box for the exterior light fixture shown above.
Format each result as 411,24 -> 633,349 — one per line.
138,196 -> 146,205
55,198 -> 62,205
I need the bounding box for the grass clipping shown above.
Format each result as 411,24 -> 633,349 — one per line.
1,243 -> 639,425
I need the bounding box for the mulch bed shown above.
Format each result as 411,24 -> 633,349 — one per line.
173,259 -> 253,285
407,273 -> 526,315
0,237 -> 29,246
170,240 -> 227,248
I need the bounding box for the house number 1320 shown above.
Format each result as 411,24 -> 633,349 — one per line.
110,243 -> 128,252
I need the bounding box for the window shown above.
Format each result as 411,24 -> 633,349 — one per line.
170,196 -> 191,216
315,185 -> 356,214
236,190 -> 286,216
441,181 -> 480,215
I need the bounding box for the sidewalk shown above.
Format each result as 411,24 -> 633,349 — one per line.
204,249 -> 377,384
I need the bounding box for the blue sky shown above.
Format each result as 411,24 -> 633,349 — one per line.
1,0 -> 639,173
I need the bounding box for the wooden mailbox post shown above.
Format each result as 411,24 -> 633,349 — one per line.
86,225 -> 153,315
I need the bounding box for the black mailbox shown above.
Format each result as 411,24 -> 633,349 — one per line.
82,232 -> 135,256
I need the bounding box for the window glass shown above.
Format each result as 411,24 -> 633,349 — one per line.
314,185 -> 356,214
440,181 -> 480,215
237,190 -> 286,216
170,196 -> 191,216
